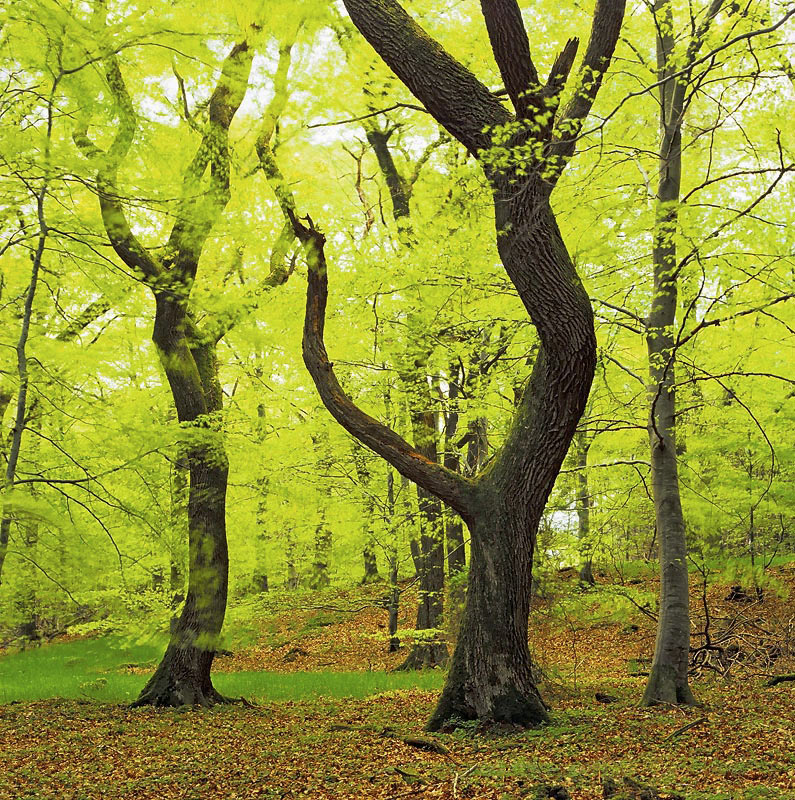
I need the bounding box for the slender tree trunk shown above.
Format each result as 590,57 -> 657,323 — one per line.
285,529 -> 300,590
443,377 -> 466,578
366,122 -> 448,665
641,0 -> 715,707
0,216 -> 45,587
362,543 -> 380,583
352,443 -> 381,583
384,465 -> 401,651
398,389 -> 448,668
574,430 -> 595,585
311,510 -> 332,590
398,495 -> 448,669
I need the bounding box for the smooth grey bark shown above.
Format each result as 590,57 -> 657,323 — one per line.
642,0 -> 724,707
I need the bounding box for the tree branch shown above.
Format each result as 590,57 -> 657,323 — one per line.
548,0 -> 626,172
479,0 -> 540,118
297,218 -> 474,520
342,0 -> 509,154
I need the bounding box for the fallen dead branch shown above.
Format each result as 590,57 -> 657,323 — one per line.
664,716 -> 707,741
765,673 -> 795,687
329,723 -> 450,755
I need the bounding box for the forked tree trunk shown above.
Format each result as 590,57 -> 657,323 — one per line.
290,0 -> 623,728
80,36 -> 255,707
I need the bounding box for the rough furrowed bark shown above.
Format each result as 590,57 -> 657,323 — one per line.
427,490 -> 548,730
132,643 -> 226,708
307,0 -> 623,729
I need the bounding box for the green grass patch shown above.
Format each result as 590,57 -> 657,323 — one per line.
0,636 -> 445,704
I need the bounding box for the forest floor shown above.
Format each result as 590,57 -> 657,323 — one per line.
1,564 -> 794,800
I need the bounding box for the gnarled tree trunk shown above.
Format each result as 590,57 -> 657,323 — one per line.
279,0 -> 624,728
77,31 -> 255,706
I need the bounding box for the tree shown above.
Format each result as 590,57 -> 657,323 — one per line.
291,0 -> 626,728
75,11 -> 255,704
640,0 -> 793,706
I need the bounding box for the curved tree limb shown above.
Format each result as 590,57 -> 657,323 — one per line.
296,218 -> 474,520
479,0 -> 540,118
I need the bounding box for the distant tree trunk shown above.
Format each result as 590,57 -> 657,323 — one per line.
362,544 -> 379,583
642,0 -> 722,708
311,508 -> 332,590
443,371 -> 466,578
352,443 -> 381,583
396,378 -> 448,669
168,455 -> 188,608
384,466 -> 401,651
574,430 -> 595,585
285,530 -> 300,590
291,0 -> 623,727
79,36 -> 254,707
0,208 -> 45,588
398,488 -> 448,669
367,119 -> 447,667
253,491 -> 270,593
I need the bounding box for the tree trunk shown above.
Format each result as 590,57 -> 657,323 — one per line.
398,494 -> 448,669
428,488 -> 547,728
641,0 -> 719,707
294,0 -> 622,727
385,466 -> 401,652
443,377 -> 466,578
362,543 -> 380,583
0,217 -> 45,588
399,383 -> 448,669
311,511 -> 332,590
574,430 -> 595,585
79,33 -> 255,706
351,443 -> 381,583
134,333 -> 231,707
